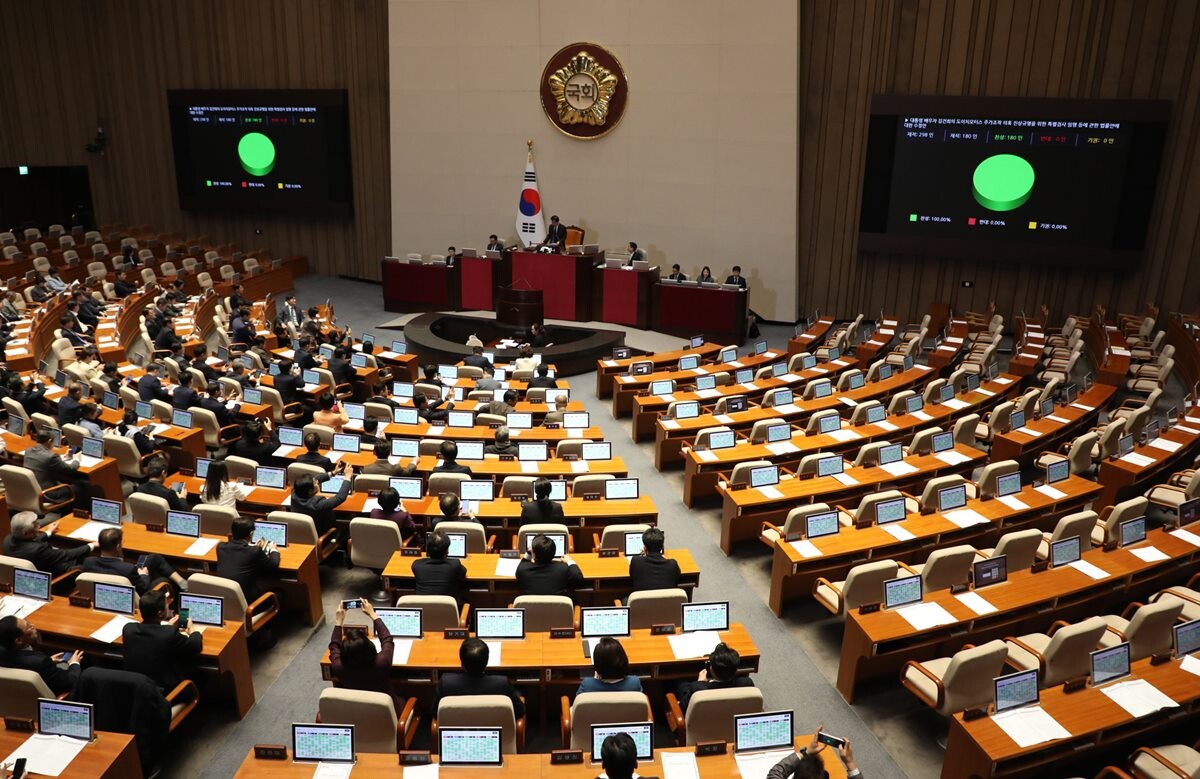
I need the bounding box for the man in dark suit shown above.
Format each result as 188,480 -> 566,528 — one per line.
0,616 -> 83,695
328,346 -> 355,387
412,529 -> 467,602
216,517 -> 280,603
83,527 -> 186,594
198,382 -> 236,427
22,432 -> 91,509
366,382 -> 401,410
362,441 -> 417,477
295,338 -> 318,372
520,478 -> 565,526
544,215 -> 567,252
296,432 -> 335,472
121,589 -> 203,693
674,642 -> 755,712
230,419 -> 278,465
415,393 -> 451,422
515,534 -> 583,596
3,512 -> 95,575
486,234 -> 505,252
153,319 -> 182,352
137,364 -> 169,402
56,382 -> 86,426
463,346 -> 493,373
724,265 -> 748,289
59,315 -> 89,348
625,242 -> 646,266
290,470 -> 354,536
432,440 -> 474,477
483,426 -> 517,457
432,637 -> 524,717
484,389 -> 518,418
113,271 -> 138,297
136,459 -> 188,512
628,527 -> 681,592
280,294 -> 302,332
228,283 -> 251,313
171,380 -> 197,410
274,359 -> 301,404
667,263 -> 688,282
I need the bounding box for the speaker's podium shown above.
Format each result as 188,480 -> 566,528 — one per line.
510,249 -> 599,321
459,250 -> 512,310
594,263 -> 660,329
496,284 -> 543,328
381,256 -> 460,313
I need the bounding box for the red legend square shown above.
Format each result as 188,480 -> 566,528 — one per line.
967,217 -> 976,225
241,181 -> 247,188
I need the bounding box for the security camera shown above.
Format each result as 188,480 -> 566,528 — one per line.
85,126 -> 106,154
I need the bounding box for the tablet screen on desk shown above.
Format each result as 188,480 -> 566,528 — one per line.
847,372 -> 866,390
391,438 -> 419,459
749,465 -> 779,488
1119,516 -> 1146,547
547,480 -> 567,501
681,601 -> 728,633
393,407 -> 419,425
1050,536 -> 1081,568
333,433 -> 361,453
94,582 -> 135,615
805,510 -> 840,540
993,669 -> 1039,713
439,727 -> 502,767
377,607 -> 422,638
720,347 -> 738,363
811,380 -> 833,399
292,723 -> 355,763
905,395 -> 924,414
937,484 -> 967,512
865,403 -> 886,425
475,608 -> 525,640
392,382 -> 414,398
817,456 -> 843,477
707,430 -> 735,450
563,412 -> 589,429
973,556 -> 1006,588
1090,642 -> 1131,686
766,424 -> 791,443
883,574 -> 921,609
166,510 -> 200,538
695,375 -> 716,391
674,401 -> 699,420
342,402 -> 364,420
180,593 -> 224,626
447,411 -> 474,428
878,443 -> 903,466
772,389 -> 793,406
13,569 -> 50,601
446,533 -> 467,559
818,414 -> 841,434
580,607 -> 630,638
518,443 -> 547,461
456,441 -> 484,460
460,480 -> 494,502
1175,618 -> 1200,657
38,699 -> 93,742
505,412 -> 532,430
389,477 -> 422,500
995,472 -> 1021,497
591,722 -> 653,763
734,710 -> 793,753
604,478 -> 638,500
90,498 -> 121,525
874,496 -> 907,525
278,426 -> 303,447
1045,459 -> 1070,485
255,466 -> 286,490
252,520 -> 288,547
679,355 -> 699,371
582,442 -> 611,461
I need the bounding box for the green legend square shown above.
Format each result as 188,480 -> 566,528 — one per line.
206,180 -> 212,187
909,213 -> 918,222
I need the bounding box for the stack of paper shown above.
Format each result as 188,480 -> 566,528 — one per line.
185,538 -> 219,557
714,414 -> 735,424
789,539 -> 822,558
828,429 -> 861,442
936,450 -> 972,466
880,461 -> 918,477
764,441 -> 799,456
757,485 -> 784,500
942,398 -> 969,410
733,749 -> 794,779
1129,546 -> 1169,563
661,750 -> 701,779
694,450 -> 719,462
910,410 -> 933,421
1068,559 -> 1109,580
403,763 -> 440,778
1169,527 -> 1200,547
91,615 -> 136,643
1014,427 -> 1042,438
991,706 -> 1071,748
1034,484 -> 1067,500
832,472 -> 859,486
520,461 -> 540,474
882,524 -> 916,541
993,376 -> 1014,385
0,595 -> 48,619
494,557 -> 520,577
1,733 -> 90,776
314,763 -> 354,779
1047,415 -> 1070,424
1149,438 -> 1182,453
1098,679 -> 1180,717
1119,452 -> 1156,468
572,460 -> 591,473
943,509 -> 990,528
1070,402 -> 1096,412
875,420 -> 900,432
696,388 -> 721,399
1180,655 -> 1200,677
955,591 -> 997,615
661,419 -> 681,430
484,641 -> 503,666
773,403 -> 800,415
997,495 -> 1030,511
1175,424 -> 1200,435
68,521 -> 111,541
837,397 -> 858,407
894,602 -> 956,631
668,630 -> 721,659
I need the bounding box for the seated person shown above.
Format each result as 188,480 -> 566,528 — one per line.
366,382 -> 400,410
3,511 -> 95,575
369,487 -> 416,544
216,517 -> 281,603
24,429 -> 92,509
628,527 -> 681,592
328,346 -> 355,386
312,393 -> 348,432
229,419 -> 278,465
577,637 -> 642,695
725,265 -> 748,289
136,458 -> 188,512
515,534 -> 583,596
463,346 -> 493,373
432,440 -> 474,477
434,492 -> 476,527
598,733 -> 638,779
667,263 -> 688,282
198,381 -> 236,427
625,241 -> 646,266
274,359 -> 301,404
674,642 -> 754,712
291,467 -> 354,536
513,346 -> 537,373
56,382 -> 86,426
767,732 -> 861,779
475,368 -> 501,393
227,361 -> 256,389
199,460 -> 253,508
329,601 -> 403,710
83,527 -> 187,594
78,404 -> 105,439
358,417 -> 384,447
520,478 -> 565,526
362,440 -> 416,477
544,394 -> 569,426
484,389 -> 518,417
527,363 -> 557,389
415,392 -> 451,422
484,425 -> 517,456
412,529 -> 467,601
432,637 -> 524,717
115,410 -> 155,455
0,615 -> 83,695
121,589 -> 203,693
296,432 -> 336,472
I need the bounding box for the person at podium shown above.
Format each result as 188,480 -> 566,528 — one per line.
697,266 -> 715,284
725,265 -> 748,289
445,246 -> 460,266
486,234 -> 505,252
543,215 -> 567,252
667,263 -> 688,282
625,242 -> 646,266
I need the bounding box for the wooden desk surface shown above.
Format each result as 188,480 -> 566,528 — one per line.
786,316 -> 836,355
595,341 -> 725,397
1096,412 -> 1200,507
381,422 -> 605,443
925,320 -> 969,371
0,729 -> 140,779
853,318 -> 899,369
383,549 -> 699,582
610,351 -> 784,418
990,384 -> 1116,464
1008,320 -> 1045,377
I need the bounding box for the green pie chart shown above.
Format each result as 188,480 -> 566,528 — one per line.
972,154 -> 1035,211
238,132 -> 276,177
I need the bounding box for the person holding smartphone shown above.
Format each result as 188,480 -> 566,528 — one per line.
329,600 -> 403,710
766,726 -> 861,779
122,590 -> 203,694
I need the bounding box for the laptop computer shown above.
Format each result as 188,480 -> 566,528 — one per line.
993,669 -> 1039,713
474,608 -> 526,640
292,723 -> 355,763
591,722 -> 653,763
439,727 -> 503,767
733,710 -> 794,754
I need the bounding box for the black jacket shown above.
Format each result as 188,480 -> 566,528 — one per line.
434,672 -> 524,717
216,538 -> 280,602
230,437 -> 278,466
137,374 -> 168,402
328,357 -> 355,386
137,480 -> 188,512
172,385 -> 198,410
274,373 -> 301,404
432,461 -> 474,477
412,557 -> 467,602
526,376 -> 558,389
57,395 -> 85,425
2,532 -> 89,575
73,667 -> 171,773
515,559 -> 584,596
198,395 -> 235,427
290,476 -> 352,533
676,676 -> 755,711
519,499 -> 565,526
0,647 -> 80,695
463,354 -> 494,373
121,621 -> 203,692
82,555 -> 151,593
296,350 -> 318,372
629,554 -> 682,592
295,450 -> 335,472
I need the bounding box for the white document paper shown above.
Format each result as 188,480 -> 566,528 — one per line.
695,389 -> 721,399
1098,679 -> 1180,717
994,376 -> 1014,385
67,521 -> 111,541
827,429 -> 861,442
997,495 -> 1030,511
943,509 -> 990,528
894,602 -> 957,631
694,450 -> 719,462
875,420 -> 899,431
668,630 -> 722,659
910,410 -> 933,421
1068,559 -> 1110,580
661,419 -> 681,430
566,428 -> 586,437
1174,425 -> 1200,435
1034,484 -> 1067,500
661,750 -> 702,779
832,472 -> 859,486
1119,452 -> 1156,468
740,382 -> 758,391
882,524 -> 916,541
955,590 -> 998,615
1,733 -> 89,777
404,764 -> 440,779
313,763 -> 355,779
76,454 -> 103,468
1129,546 -> 1169,563
991,706 -> 1071,748
764,441 -> 799,456
484,641 -> 503,667
603,360 -> 618,367
837,396 -> 858,407
757,485 -> 784,500
1014,427 -> 1041,438
361,498 -> 381,513
690,367 -> 707,375
941,398 -> 969,410
773,403 -> 801,415
494,557 -> 520,577
714,414 -> 735,424
1180,655 -> 1200,677
977,388 -> 996,397
1169,527 -> 1200,547
936,450 -> 972,466
1047,415 -> 1070,423
184,538 -> 219,557
1070,403 -> 1096,412
734,749 -> 794,779
779,373 -> 800,383
90,614 -> 136,644
566,461 -> 591,476
789,539 -> 822,558
657,393 -> 677,403
880,460 -> 918,477
1149,438 -> 1182,453
520,461 -> 540,474
426,426 -> 445,436
0,595 -> 47,619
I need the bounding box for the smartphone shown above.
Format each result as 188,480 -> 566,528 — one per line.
816,732 -> 845,749
178,608 -> 189,625
13,757 -> 27,779
136,554 -> 149,567
341,599 -> 362,610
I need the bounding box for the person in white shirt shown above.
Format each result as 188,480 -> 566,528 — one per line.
199,460 -> 252,508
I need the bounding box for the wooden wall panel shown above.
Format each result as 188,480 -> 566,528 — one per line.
0,0 -> 389,279
798,0 -> 1200,326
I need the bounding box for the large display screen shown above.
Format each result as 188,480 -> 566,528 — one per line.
167,89 -> 352,216
859,96 -> 1169,268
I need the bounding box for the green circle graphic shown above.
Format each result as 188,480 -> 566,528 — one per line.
972,154 -> 1035,211
238,132 -> 276,177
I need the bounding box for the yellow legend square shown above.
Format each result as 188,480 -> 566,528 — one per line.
277,183 -> 284,189
1027,221 -> 1037,229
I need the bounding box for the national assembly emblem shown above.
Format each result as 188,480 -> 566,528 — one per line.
540,43 -> 628,140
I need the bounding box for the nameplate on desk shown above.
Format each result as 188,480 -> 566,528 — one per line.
544,423 -> 561,429
561,454 -> 579,461
1103,539 -> 1119,552
146,523 -> 164,533
400,548 -> 422,557
488,422 -> 502,429
499,550 -> 521,560
961,707 -> 987,722
695,741 -> 727,756
443,628 -> 469,640
950,583 -> 969,595
3,717 -> 34,733
510,495 -> 528,502
253,744 -> 288,760
1062,676 -> 1087,693
785,531 -> 804,543
498,454 -> 515,461
399,750 -> 432,766
69,595 -> 92,609
597,548 -> 620,558
550,749 -> 584,765
1031,561 -> 1049,574
549,627 -> 576,639
728,482 -> 747,491
0,582 -> 10,594
1150,651 -> 1173,666
858,602 -> 881,615
650,623 -> 676,635
584,493 -> 601,501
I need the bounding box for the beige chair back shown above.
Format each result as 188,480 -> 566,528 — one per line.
512,595 -> 574,632
103,435 -> 151,480
570,474 -> 613,497
989,529 -> 1043,570
780,503 -> 836,536
428,472 -> 469,496
840,560 -> 900,613
128,492 -> 170,525
729,460 -> 772,486
568,692 -> 651,749
303,423 -> 335,446
187,573 -> 248,624
684,687 -> 764,745
196,504 -> 238,536
0,668 -> 54,719
516,524 -> 570,554
286,462 -> 327,485
692,427 -> 732,451
318,689 -> 398,754
397,595 -> 459,631
1123,600 -> 1185,660
349,518 -> 404,570
920,475 -> 968,509
1041,617 -> 1108,686
597,524 -> 651,550
268,511 -> 322,546
437,695 -> 518,754
919,545 -> 976,591
500,476 -> 537,497
1099,496 -> 1149,546
935,640 -> 1009,716
976,460 -> 1018,496
627,588 -> 687,629
0,465 -> 51,514
223,456 -> 258,482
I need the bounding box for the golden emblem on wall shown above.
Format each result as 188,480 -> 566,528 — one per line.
540,43 -> 628,140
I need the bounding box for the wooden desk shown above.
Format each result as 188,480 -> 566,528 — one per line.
854,317 -> 898,369
382,422 -> 605,445
54,516 -> 323,626
1080,317 -> 1132,386
0,432 -> 123,502
611,351 -> 783,419
26,597 -> 255,718
990,384 -> 1116,466
594,265 -> 659,329
926,319 -> 969,372
718,444 -> 988,554
1008,318 -> 1045,378
382,258 -> 461,313
595,342 -> 723,399
510,251 -> 600,322
837,525 -> 1200,702
383,550 -> 699,606
234,736 -> 847,778
787,316 -> 835,356
654,282 -> 749,345
0,729 -> 141,779
767,476 -> 1102,615
1096,413 -> 1200,508
944,656 -> 1200,779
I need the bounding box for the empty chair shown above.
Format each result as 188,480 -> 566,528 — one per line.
690,427 -> 732,452
397,595 -> 467,631
1035,431 -> 1099,476
433,521 -> 492,554
665,687 -> 764,746
0,668 -> 56,719
554,438 -> 590,459
1146,471 -> 1200,515
104,435 -> 154,481
1091,419 -> 1128,461
727,461 -> 773,488
627,588 -> 688,629
349,518 -> 404,573
513,595 -> 575,632
571,474 -> 614,497
76,573 -> 142,611
434,695 -> 523,754
1127,743 -> 1200,779
1150,582 -> 1200,623
849,490 -> 918,527
186,573 -> 280,638
222,455 -> 258,483
270,510 -> 339,563
906,545 -> 976,591
919,475 -> 976,508
318,688 -> 418,753
976,459 -> 1019,497
952,414 -> 981,448
196,505 -> 238,537
1036,510 -> 1098,560
427,472 -> 469,496
814,560 -> 899,616
1092,496 -> 1149,547
975,529 -> 1043,571
500,476 -> 537,497
1096,600 -> 1184,660
887,390 -> 917,416
561,692 -> 651,749
1004,616 -> 1107,687
905,427 -> 943,456
850,401 -> 885,427
901,640 -> 1008,716
595,524 -> 651,551
760,503 -> 840,547
0,464 -> 73,518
